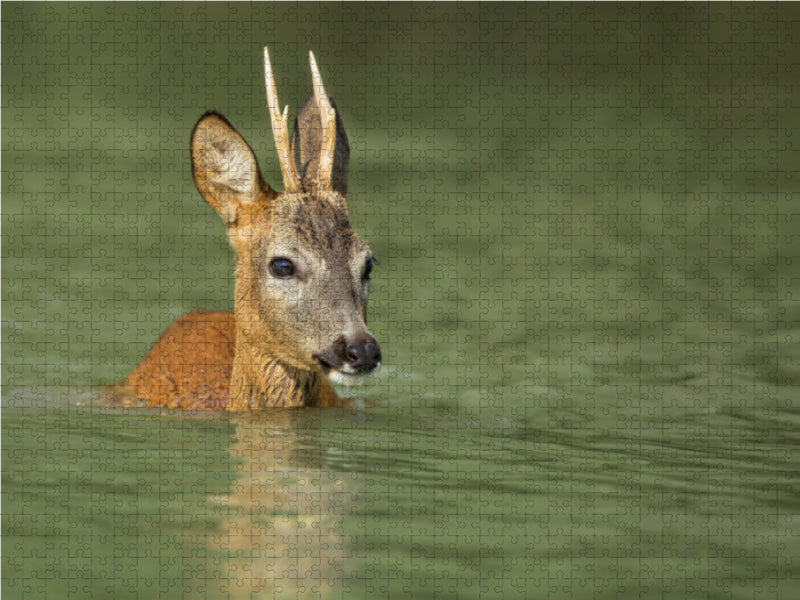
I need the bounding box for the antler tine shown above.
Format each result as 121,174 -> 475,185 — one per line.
309,51 -> 337,189
264,47 -> 301,192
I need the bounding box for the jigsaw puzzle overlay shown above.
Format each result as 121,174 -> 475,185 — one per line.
3,3 -> 799,598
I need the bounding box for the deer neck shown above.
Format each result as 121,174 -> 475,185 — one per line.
225,254 -> 321,409
228,340 -> 322,409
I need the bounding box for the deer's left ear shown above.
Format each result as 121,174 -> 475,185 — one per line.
191,111 -> 270,224
291,93 -> 350,195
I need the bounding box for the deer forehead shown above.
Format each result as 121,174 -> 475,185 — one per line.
256,193 -> 369,266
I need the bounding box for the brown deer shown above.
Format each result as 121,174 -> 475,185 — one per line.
121,48 -> 381,410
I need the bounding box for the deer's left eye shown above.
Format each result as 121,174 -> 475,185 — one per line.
362,257 -> 376,281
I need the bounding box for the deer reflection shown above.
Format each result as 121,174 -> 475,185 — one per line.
209,410 -> 352,598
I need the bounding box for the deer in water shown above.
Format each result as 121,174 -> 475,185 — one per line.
122,48 -> 381,410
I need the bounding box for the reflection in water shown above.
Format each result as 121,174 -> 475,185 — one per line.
209,411 -> 351,598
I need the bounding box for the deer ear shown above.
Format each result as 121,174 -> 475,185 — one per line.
191,112 -> 271,224
290,94 -> 350,195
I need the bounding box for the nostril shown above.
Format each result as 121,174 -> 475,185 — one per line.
346,344 -> 361,363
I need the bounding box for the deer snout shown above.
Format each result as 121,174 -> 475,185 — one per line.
314,333 -> 381,386
346,337 -> 382,373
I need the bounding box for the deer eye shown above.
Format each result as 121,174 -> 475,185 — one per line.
269,257 -> 296,279
362,257 -> 376,281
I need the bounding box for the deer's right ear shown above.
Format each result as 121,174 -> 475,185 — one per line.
191,112 -> 271,224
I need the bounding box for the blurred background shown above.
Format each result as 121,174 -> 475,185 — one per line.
3,3 -> 799,598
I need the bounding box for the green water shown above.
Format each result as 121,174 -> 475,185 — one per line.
3,3 -> 799,598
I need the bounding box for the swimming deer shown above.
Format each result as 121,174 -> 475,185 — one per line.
121,48 -> 381,410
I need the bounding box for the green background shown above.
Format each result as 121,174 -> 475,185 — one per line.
3,3 -> 799,598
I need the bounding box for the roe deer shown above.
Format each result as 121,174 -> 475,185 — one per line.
122,48 -> 381,410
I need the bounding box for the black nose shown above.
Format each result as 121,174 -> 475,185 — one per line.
346,341 -> 382,372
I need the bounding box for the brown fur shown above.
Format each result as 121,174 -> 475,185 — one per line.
123,311 -> 235,410
118,52 -> 377,411
122,311 -> 339,409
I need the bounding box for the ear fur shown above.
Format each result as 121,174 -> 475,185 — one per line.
191,112 -> 271,224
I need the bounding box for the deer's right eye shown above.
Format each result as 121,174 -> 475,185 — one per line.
269,258 -> 296,279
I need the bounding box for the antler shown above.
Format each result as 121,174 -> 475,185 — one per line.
308,51 -> 337,189
264,47 -> 301,192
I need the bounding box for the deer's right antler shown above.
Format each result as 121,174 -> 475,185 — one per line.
309,51 -> 337,190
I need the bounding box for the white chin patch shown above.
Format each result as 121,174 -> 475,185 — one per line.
326,367 -> 379,387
